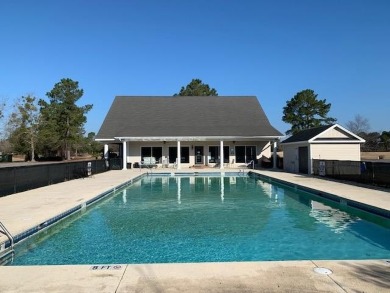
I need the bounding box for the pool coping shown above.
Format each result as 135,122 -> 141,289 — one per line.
1,259 -> 390,292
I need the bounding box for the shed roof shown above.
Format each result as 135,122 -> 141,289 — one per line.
96,96 -> 282,141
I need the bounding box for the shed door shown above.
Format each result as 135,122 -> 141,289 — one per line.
298,147 -> 309,174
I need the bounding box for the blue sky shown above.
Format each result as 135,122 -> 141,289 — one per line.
1,0 -> 389,136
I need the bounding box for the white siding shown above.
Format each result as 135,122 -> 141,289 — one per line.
283,145 -> 296,173
125,140 -> 271,168
283,142 -> 308,173
258,141 -> 272,158
310,144 -> 361,161
319,128 -> 349,139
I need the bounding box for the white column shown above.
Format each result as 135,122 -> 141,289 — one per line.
104,144 -> 109,160
308,145 -> 312,175
177,140 -> 181,169
273,140 -> 278,169
122,140 -> 127,170
220,140 -> 224,169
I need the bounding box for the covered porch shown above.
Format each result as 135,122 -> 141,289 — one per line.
102,136 -> 279,170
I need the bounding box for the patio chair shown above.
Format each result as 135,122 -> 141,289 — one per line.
140,157 -> 157,168
229,159 -> 235,168
161,156 -> 169,168
172,158 -> 178,169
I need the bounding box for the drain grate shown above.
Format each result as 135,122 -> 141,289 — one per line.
314,267 -> 333,275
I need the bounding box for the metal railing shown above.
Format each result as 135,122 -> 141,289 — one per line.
238,169 -> 247,176
0,220 -> 14,260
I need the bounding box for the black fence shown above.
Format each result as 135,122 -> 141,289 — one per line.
313,159 -> 390,188
0,160 -> 108,197
108,157 -> 123,170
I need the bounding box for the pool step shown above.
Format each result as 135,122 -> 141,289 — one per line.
0,246 -> 14,265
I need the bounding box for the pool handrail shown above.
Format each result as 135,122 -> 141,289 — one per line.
247,160 -> 255,169
0,220 -> 14,256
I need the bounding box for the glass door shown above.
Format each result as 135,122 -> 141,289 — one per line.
194,146 -> 204,164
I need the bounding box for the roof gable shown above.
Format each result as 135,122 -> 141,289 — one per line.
96,96 -> 282,140
281,125 -> 332,143
281,124 -> 365,144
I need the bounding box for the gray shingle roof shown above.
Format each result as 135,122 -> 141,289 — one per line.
281,124 -> 363,144
96,96 -> 282,140
281,125 -> 334,143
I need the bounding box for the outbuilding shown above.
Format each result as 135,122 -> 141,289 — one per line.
281,124 -> 365,174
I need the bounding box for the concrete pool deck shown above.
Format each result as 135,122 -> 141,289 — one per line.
0,168 -> 389,292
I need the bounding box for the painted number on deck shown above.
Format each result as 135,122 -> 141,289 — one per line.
90,265 -> 122,270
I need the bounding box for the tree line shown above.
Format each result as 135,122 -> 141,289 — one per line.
0,78 -> 388,162
174,79 -> 389,151
177,80 -> 389,151
281,89 -> 389,151
0,78 -> 101,161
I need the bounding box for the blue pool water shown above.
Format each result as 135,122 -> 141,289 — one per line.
9,174 -> 390,265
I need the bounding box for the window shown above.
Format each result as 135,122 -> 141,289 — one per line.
208,146 -> 219,163
181,147 -> 189,163
235,146 -> 256,163
235,146 -> 245,163
168,147 -> 176,163
208,146 -> 229,163
141,147 -> 162,162
246,146 -> 256,162
168,147 -> 189,163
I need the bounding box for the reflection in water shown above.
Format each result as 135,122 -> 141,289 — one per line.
220,176 -> 224,202
11,175 -> 390,265
174,176 -> 227,204
257,180 -> 285,208
134,176 -> 365,237
310,201 -> 357,233
122,189 -> 127,204
177,177 -> 181,204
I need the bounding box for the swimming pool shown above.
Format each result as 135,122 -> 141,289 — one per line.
8,173 -> 390,265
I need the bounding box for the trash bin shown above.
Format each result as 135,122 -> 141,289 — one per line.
127,163 -> 132,169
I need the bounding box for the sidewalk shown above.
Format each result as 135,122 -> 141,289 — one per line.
1,260 -> 389,292
0,168 -> 389,292
254,169 -> 390,217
